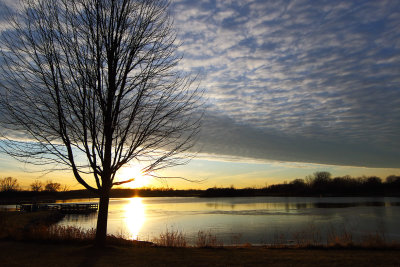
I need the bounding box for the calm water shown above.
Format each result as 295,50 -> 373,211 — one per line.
55,196 -> 400,245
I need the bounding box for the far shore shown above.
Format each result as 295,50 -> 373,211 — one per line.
0,188 -> 400,205
1,187 -> 400,205
1,173 -> 399,204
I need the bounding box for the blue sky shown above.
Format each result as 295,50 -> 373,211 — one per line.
0,0 -> 399,189
170,0 -> 400,167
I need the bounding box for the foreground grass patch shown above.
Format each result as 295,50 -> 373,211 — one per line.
0,211 -> 151,246
0,211 -> 64,239
0,241 -> 400,267
1,211 -> 400,266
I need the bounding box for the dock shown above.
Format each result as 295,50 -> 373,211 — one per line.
17,202 -> 98,214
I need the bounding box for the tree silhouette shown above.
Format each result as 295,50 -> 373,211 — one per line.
0,0 -> 202,246
44,180 -> 62,192
30,179 -> 43,192
0,177 -> 20,192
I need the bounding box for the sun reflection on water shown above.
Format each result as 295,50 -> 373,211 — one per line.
124,197 -> 146,240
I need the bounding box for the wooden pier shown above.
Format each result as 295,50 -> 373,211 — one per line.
17,202 -> 98,214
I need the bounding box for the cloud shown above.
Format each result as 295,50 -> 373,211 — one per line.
195,113 -> 399,168
171,0 -> 400,168
0,0 -> 399,168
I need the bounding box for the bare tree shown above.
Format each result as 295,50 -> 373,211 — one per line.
44,180 -> 62,192
0,0 -> 202,246
61,184 -> 70,192
0,177 -> 20,192
30,179 -> 43,192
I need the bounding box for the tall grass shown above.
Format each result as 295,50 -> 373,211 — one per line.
152,229 -> 224,248
292,222 -> 322,247
153,228 -> 187,247
11,224 -> 151,246
196,230 -> 223,248
326,225 -> 353,247
28,225 -> 96,241
13,224 -> 400,249
0,211 -> 152,246
267,224 -> 400,249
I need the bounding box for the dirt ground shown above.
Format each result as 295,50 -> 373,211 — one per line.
0,241 -> 399,267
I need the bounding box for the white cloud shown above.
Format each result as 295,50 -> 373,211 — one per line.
0,0 -> 399,168
170,0 -> 400,167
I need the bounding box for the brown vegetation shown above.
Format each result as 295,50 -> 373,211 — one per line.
0,241 -> 400,267
153,229 -> 187,248
0,211 -> 400,266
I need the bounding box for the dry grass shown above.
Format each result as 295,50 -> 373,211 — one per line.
361,232 -> 388,248
266,224 -> 400,249
1,241 -> 400,267
0,211 -> 64,240
291,222 -> 322,247
24,224 -> 152,247
196,230 -> 223,248
28,225 -> 96,241
153,228 -> 223,248
152,229 -> 224,248
153,228 -> 187,247
1,211 -> 400,266
326,225 -> 354,247
0,211 -> 151,247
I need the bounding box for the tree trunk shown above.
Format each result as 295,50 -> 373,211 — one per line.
95,192 -> 110,247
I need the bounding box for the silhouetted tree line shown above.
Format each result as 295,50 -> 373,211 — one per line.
0,177 -> 68,193
1,172 -> 399,202
0,177 -> 70,203
0,177 -> 203,203
201,172 -> 400,197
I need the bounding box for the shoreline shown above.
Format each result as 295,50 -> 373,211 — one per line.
1,210 -> 400,249
1,188 -> 400,205
1,194 -> 400,206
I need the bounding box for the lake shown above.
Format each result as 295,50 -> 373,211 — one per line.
55,196 -> 400,245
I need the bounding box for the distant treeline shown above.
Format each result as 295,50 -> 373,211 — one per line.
0,187 -> 203,204
202,172 -> 400,197
1,172 -> 400,202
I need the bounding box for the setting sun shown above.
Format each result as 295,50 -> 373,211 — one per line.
117,165 -> 151,188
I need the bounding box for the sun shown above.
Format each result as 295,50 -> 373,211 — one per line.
117,165 -> 151,188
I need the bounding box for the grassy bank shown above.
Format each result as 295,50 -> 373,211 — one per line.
0,211 -> 64,239
1,211 -> 400,266
0,212 -> 400,267
1,241 -> 400,267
